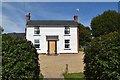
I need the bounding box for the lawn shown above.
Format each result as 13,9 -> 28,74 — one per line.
63,72 -> 85,80
40,73 -> 43,80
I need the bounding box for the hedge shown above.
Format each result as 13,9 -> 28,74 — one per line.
2,34 -> 40,80
84,32 -> 120,80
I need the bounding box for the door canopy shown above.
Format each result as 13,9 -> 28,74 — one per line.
46,35 -> 59,41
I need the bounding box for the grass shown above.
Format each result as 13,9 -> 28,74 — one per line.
63,72 -> 85,80
79,47 -> 84,51
40,73 -> 44,80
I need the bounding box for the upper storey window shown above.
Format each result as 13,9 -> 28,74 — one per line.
34,27 -> 40,35
64,26 -> 70,35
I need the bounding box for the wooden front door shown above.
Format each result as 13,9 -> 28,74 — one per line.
49,41 -> 56,54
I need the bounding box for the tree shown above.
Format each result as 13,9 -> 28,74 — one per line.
79,23 -> 91,47
84,32 -> 120,80
0,26 -> 4,34
91,10 -> 120,37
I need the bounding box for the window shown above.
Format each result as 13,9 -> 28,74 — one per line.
34,44 -> 40,48
64,26 -> 70,34
34,39 -> 40,48
65,40 -> 70,49
34,27 -> 40,35
65,44 -> 70,48
34,40 -> 39,43
65,40 -> 70,43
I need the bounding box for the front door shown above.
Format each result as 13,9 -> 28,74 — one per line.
49,40 -> 56,54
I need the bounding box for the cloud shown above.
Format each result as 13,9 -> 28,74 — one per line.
2,14 -> 25,33
0,12 -> 2,26
2,2 -> 25,19
1,2 -> 71,33
0,2 -> 2,26
1,2 -> 90,33
2,2 -> 26,33
25,3 -> 75,20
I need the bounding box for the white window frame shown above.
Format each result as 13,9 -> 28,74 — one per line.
34,39 -> 40,49
64,26 -> 70,35
64,39 -> 70,49
34,27 -> 40,35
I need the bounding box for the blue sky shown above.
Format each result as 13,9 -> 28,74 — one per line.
1,2 -> 119,33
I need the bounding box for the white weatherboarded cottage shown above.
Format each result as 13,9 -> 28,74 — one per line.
26,13 -> 79,55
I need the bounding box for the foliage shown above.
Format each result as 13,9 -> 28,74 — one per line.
79,47 -> 84,51
79,23 -> 91,46
0,26 -> 2,80
84,32 -> 120,80
0,26 -> 4,34
40,73 -> 43,80
63,72 -> 85,80
2,34 -> 40,80
91,10 -> 120,37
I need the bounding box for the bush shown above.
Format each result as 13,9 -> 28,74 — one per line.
84,32 -> 120,80
2,34 -> 40,80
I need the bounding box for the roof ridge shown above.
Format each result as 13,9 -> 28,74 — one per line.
30,20 -> 74,21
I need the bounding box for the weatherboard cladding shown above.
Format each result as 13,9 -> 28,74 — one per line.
27,20 -> 78,27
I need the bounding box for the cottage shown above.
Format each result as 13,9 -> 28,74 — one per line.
26,13 -> 79,55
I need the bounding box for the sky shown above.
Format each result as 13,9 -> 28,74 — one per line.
1,2 -> 119,33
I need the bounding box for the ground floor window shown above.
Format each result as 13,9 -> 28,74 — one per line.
34,39 -> 40,49
35,44 -> 40,48
64,39 -> 70,49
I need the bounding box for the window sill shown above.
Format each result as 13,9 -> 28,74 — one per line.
36,48 -> 41,50
64,34 -> 71,36
64,48 -> 71,50
34,34 -> 41,36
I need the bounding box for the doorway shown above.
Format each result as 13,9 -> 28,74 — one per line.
48,40 -> 57,55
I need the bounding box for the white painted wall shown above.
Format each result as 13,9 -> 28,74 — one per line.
26,26 -> 78,54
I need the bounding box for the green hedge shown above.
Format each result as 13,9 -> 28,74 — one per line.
84,32 -> 120,80
2,34 -> 40,80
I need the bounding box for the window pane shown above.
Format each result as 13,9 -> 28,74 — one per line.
34,27 -> 40,34
65,40 -> 70,43
65,44 -> 70,48
34,30 -> 40,34
65,27 -> 70,34
65,30 -> 70,34
35,44 -> 40,48
34,40 -> 39,43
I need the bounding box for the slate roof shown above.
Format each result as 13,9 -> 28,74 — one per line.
8,33 -> 26,39
27,20 -> 78,27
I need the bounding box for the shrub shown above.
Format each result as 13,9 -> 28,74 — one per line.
2,34 -> 40,80
84,32 -> 120,80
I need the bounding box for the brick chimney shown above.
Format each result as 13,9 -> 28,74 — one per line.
26,13 -> 30,22
74,15 -> 78,22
